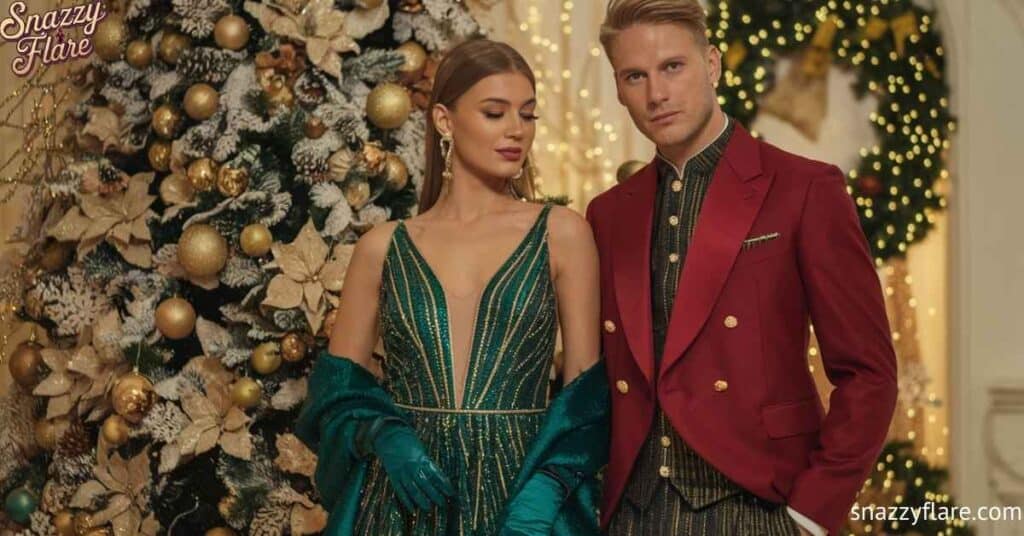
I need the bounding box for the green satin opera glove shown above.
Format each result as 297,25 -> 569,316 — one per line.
498,466 -> 580,535
357,416 -> 456,512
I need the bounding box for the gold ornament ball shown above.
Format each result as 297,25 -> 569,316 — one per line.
396,41 -> 428,81
384,153 -> 409,191
73,512 -> 94,535
214,14 -> 250,51
184,83 -> 219,121
216,166 -> 249,197
112,372 -> 156,424
159,173 -> 195,205
158,32 -> 191,65
187,158 -> 218,191
321,307 -> 338,337
155,297 -> 197,340
148,141 -> 172,172
304,116 -> 327,139
251,342 -> 282,375
53,510 -> 75,536
230,377 -> 262,409
100,414 -> 130,446
366,83 -> 413,130
239,223 -> 273,257
9,342 -> 44,388
345,180 -> 371,209
125,39 -> 153,69
152,104 -> 184,139
616,160 -> 646,183
206,528 -> 237,536
177,224 -> 229,277
280,332 -> 308,362
39,240 -> 74,272
93,17 -> 127,61
263,82 -> 295,111
34,418 -> 62,451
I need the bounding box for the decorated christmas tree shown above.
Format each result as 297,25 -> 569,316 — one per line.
0,0 -> 502,533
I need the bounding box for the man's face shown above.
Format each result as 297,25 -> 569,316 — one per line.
607,23 -> 721,150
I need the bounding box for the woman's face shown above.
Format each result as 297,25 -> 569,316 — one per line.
433,71 -> 538,185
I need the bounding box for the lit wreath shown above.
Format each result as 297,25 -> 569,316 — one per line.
707,0 -> 956,263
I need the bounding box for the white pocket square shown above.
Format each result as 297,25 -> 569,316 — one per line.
741,232 -> 781,249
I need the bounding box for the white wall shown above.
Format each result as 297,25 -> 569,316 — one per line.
941,1 -> 1024,535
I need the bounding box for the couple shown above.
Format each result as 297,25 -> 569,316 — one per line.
295,0 -> 898,534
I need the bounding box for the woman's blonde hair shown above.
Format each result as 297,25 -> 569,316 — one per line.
599,0 -> 709,57
419,38 -> 538,213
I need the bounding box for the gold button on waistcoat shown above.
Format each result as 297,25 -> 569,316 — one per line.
714,380 -> 729,392
669,253 -> 680,263
616,380 -> 629,394
724,315 -> 739,328
659,465 -> 671,478
669,215 -> 679,226
660,435 -> 672,448
671,180 -> 683,192
603,319 -> 616,333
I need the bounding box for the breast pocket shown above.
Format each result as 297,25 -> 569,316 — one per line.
734,231 -> 792,268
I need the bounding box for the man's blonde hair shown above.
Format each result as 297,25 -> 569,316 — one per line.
599,0 -> 709,58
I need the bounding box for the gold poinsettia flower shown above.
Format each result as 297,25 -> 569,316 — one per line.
262,219 -> 348,334
48,172 -> 157,268
175,375 -> 254,461
244,0 -> 360,80
32,310 -> 131,422
69,445 -> 160,536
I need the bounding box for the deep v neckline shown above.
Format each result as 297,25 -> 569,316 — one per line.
396,204 -> 549,409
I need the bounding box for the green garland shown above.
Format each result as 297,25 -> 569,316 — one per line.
708,0 -> 955,263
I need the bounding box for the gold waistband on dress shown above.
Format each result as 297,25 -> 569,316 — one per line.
394,403 -> 547,415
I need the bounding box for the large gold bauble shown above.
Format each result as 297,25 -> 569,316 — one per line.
230,377 -> 262,409
159,173 -> 195,205
206,527 -> 237,536
158,32 -> 191,65
184,83 -> 220,121
366,83 -> 413,129
280,332 -> 308,362
151,104 -> 183,139
239,223 -> 272,257
9,342 -> 44,387
125,39 -> 153,69
187,158 -> 218,191
396,41 -> 428,82
177,224 -> 228,277
53,510 -> 75,536
616,160 -> 646,183
214,14 -> 250,51
39,240 -> 74,272
100,414 -> 130,446
155,297 -> 197,340
148,140 -> 172,172
251,342 -> 282,375
93,17 -> 127,62
383,153 -> 409,191
112,372 -> 156,424
216,166 -> 249,197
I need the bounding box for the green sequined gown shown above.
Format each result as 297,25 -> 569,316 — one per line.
356,202 -> 558,535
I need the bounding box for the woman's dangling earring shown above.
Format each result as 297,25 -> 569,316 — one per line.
440,133 -> 454,188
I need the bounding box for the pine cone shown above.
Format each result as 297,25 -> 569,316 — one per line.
56,420 -> 91,458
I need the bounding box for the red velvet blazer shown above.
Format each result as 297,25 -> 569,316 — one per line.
585,123 -> 898,535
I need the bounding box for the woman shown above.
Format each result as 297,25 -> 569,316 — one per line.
295,38 -> 609,535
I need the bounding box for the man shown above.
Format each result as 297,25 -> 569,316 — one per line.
585,1 -> 898,534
